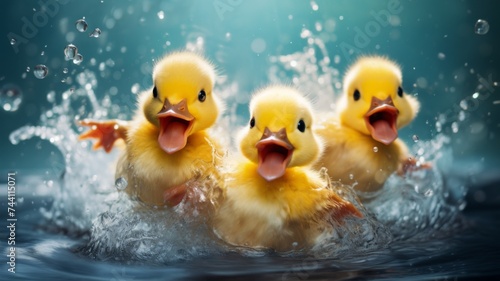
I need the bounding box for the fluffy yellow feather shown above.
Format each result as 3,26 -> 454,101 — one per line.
80,52 -> 222,207
214,86 -> 361,251
315,56 -> 422,192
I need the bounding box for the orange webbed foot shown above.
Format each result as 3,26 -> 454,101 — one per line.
398,157 -> 432,176
328,193 -> 363,223
163,183 -> 188,207
78,119 -> 128,153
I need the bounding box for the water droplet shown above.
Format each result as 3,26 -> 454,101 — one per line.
63,68 -> 68,74
73,54 -> 83,65
115,177 -> 128,190
373,146 -> 378,153
0,84 -> 23,112
412,135 -> 419,142
64,44 -> 78,60
33,64 -> 49,79
300,28 -> 312,38
474,19 -> 489,35
458,202 -> 467,211
250,38 -> 266,53
157,10 -> 165,20
310,0 -> 319,11
10,38 -> 16,45
458,110 -> 466,121
75,18 -> 88,32
46,91 -> 56,103
459,99 -> 469,110
89,28 -> 102,38
435,121 -> 442,132
451,122 -> 459,133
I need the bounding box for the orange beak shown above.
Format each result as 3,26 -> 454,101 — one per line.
364,96 -> 399,145
157,98 -> 194,154
255,127 -> 294,181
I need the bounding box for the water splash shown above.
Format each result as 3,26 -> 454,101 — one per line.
269,27 -> 340,111
312,172 -> 392,258
364,135 -> 467,241
81,181 -> 225,262
9,73 -> 116,233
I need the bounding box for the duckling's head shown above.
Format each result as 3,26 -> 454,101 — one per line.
141,52 -> 220,154
239,86 -> 321,181
338,56 -> 420,145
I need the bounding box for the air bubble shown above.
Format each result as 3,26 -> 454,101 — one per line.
64,44 -> 78,60
75,19 -> 88,32
10,38 -> 16,45
115,177 -> 128,190
373,146 -> 378,153
474,19 -> 489,35
63,68 -> 68,74
33,64 -> 49,79
412,135 -> 419,142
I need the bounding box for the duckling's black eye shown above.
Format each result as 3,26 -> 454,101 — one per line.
198,89 -> 206,102
249,117 -> 255,128
353,89 -> 361,101
152,86 -> 158,98
397,86 -> 403,97
297,119 -> 306,132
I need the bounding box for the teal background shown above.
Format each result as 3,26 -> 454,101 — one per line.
1,0 -> 499,172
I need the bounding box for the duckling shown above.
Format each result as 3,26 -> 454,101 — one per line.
315,56 -> 425,192
79,52 -> 222,207
213,86 -> 361,251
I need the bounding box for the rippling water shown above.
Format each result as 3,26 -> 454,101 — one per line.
1,0 -> 500,280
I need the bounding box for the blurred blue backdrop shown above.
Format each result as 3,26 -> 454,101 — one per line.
1,0 -> 499,173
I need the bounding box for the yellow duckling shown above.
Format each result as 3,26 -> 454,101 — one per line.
214,86 -> 361,251
79,52 -> 222,207
316,56 -> 424,192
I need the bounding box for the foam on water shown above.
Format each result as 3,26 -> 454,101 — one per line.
8,28 -> 468,263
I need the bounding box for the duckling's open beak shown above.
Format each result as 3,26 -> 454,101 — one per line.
256,128 -> 294,181
157,98 -> 194,154
364,96 -> 399,145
